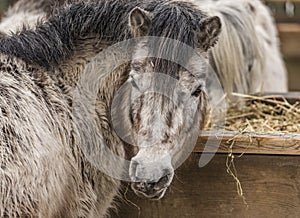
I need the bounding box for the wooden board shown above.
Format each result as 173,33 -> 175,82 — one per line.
113,154 -> 300,218
278,23 -> 300,57
266,0 -> 300,2
286,58 -> 300,91
195,131 -> 300,155
264,0 -> 300,3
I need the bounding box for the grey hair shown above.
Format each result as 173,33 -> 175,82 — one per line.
0,0 -> 216,216
191,0 -> 287,94
202,0 -> 263,94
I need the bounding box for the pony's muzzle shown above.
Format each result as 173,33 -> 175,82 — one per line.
129,157 -> 174,200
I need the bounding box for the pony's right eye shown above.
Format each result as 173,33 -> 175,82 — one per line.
130,76 -> 139,89
131,80 -> 139,89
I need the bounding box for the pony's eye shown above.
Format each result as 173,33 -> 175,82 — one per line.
130,76 -> 139,89
191,85 -> 203,97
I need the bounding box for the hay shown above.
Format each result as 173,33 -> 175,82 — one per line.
206,93 -> 300,133
225,140 -> 248,207
124,184 -> 141,218
205,93 -> 299,205
226,93 -> 300,133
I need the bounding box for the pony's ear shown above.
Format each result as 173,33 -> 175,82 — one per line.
197,16 -> 222,51
129,7 -> 152,37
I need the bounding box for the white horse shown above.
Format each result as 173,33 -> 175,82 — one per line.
246,0 -> 288,92
191,0 -> 288,94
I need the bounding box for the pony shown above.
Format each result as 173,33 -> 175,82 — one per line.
0,0 -> 219,216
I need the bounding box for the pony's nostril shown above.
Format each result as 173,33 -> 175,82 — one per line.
136,182 -> 146,191
156,174 -> 171,188
146,182 -> 155,190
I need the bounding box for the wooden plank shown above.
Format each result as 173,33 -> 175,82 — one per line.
286,58 -> 300,91
114,154 -> 300,218
278,24 -> 300,57
278,23 -> 300,33
195,131 -> 300,155
265,0 -> 300,2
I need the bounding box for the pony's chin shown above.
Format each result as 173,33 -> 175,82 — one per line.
131,187 -> 168,200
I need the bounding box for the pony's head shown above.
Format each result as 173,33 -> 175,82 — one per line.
125,3 -> 221,199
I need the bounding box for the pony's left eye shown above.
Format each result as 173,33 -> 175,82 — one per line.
191,85 -> 203,97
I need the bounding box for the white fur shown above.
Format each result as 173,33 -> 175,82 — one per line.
0,12 -> 42,34
191,0 -> 288,93
246,0 -> 288,92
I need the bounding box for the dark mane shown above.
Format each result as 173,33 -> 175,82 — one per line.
0,0 -> 206,71
0,1 -> 134,69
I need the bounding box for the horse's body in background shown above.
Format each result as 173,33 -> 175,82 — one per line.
192,0 -> 288,94
247,0 -> 288,92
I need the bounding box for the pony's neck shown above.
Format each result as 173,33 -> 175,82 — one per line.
0,1 -> 136,70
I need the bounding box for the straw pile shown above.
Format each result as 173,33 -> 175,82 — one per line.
207,93 -> 300,133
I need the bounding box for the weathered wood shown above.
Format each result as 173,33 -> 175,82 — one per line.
278,23 -> 300,57
114,154 -> 300,218
286,58 -> 300,91
195,131 -> 300,155
266,0 -> 300,2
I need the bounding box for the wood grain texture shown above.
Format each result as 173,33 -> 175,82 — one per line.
265,0 -> 300,2
114,154 -> 300,218
278,23 -> 300,57
195,131 -> 300,155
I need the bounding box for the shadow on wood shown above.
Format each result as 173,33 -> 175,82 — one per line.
114,154 -> 300,218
